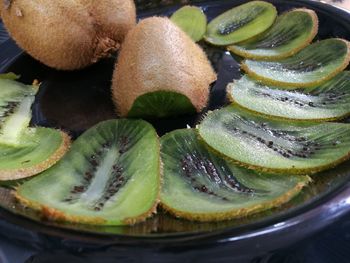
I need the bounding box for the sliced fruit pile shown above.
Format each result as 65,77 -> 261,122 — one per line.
0,74 -> 70,181
1,1 -> 349,226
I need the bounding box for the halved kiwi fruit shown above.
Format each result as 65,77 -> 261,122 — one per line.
112,17 -> 216,118
1,0 -> 136,70
204,1 -> 277,46
15,119 -> 160,225
227,73 -> 350,121
228,8 -> 318,60
160,129 -> 310,222
198,105 -> 350,175
242,38 -> 350,87
0,77 -> 70,181
170,5 -> 207,42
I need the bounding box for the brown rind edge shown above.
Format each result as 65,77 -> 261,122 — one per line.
241,38 -> 350,88
227,8 -> 319,61
160,176 -> 311,222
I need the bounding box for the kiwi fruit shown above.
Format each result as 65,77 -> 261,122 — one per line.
0,0 -> 136,70
112,17 -> 217,118
198,104 -> 350,175
15,119 -> 160,225
160,128 -> 310,222
170,5 -> 207,42
204,1 -> 277,46
228,9 -> 318,60
0,76 -> 70,180
227,73 -> 350,121
242,38 -> 350,87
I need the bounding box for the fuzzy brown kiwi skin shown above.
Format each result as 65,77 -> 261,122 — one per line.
161,177 -> 311,222
196,111 -> 350,175
0,131 -> 71,181
0,0 -> 136,70
112,17 -> 217,117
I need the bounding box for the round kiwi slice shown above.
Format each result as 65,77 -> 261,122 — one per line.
170,5 -> 207,42
228,9 -> 318,60
15,119 -> 160,225
160,129 -> 310,222
0,77 -> 70,180
198,105 -> 350,175
242,38 -> 350,87
112,17 -> 216,118
204,1 -> 277,46
1,0 -> 136,70
227,73 -> 350,121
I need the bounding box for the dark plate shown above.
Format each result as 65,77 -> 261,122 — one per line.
0,0 -> 350,260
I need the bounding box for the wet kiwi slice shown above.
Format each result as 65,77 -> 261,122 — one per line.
0,77 -> 70,180
227,73 -> 350,121
1,0 -> 136,70
160,129 -> 310,222
228,9 -> 318,60
242,38 -> 350,87
204,1 -> 277,46
112,17 -> 216,118
15,119 -> 160,225
170,6 -> 207,42
198,105 -> 350,175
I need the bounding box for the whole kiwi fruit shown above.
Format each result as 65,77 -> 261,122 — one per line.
0,0 -> 136,70
112,17 -> 217,117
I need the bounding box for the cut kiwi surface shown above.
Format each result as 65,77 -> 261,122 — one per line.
198,105 -> 350,175
127,91 -> 197,119
15,119 -> 160,225
205,1 -> 277,46
228,9 -> 318,60
227,73 -> 350,121
170,6 -> 207,42
242,38 -> 350,87
160,129 -> 310,222
0,77 -> 70,181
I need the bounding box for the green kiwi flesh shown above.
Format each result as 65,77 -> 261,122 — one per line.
0,77 -> 70,180
170,6 -> 207,42
242,38 -> 350,87
228,73 -> 350,121
198,105 -> 350,175
228,9 -> 318,60
127,91 -> 196,118
160,129 -> 310,222
15,119 -> 160,225
205,1 -> 277,46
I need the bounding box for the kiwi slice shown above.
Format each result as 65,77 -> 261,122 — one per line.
0,77 -> 70,180
198,105 -> 350,175
242,38 -> 350,87
127,91 -> 196,119
228,9 -> 318,60
170,6 -> 207,42
204,1 -> 277,46
160,129 -> 310,222
15,119 -> 160,225
227,73 -> 350,121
